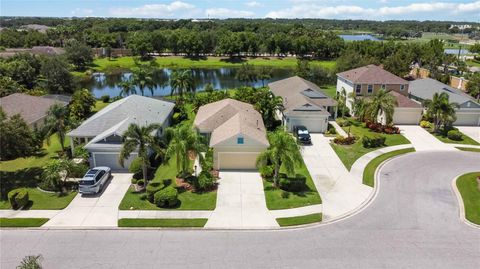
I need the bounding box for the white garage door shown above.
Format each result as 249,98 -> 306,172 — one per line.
218,152 -> 259,170
289,117 -> 328,133
92,153 -> 137,171
393,108 -> 423,125
454,112 -> 480,126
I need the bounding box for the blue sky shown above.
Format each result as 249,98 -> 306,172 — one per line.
1,0 -> 479,21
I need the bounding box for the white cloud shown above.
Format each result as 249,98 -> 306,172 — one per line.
71,8 -> 93,17
246,1 -> 263,7
110,1 -> 196,18
206,8 -> 255,18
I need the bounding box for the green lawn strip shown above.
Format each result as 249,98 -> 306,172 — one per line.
0,188 -> 77,210
119,154 -> 217,210
466,60 -> 480,67
0,218 -> 49,227
93,100 -> 110,112
430,131 -> 480,146
456,172 -> 480,225
455,147 -> 480,153
362,148 -> 415,187
331,120 -> 411,170
322,85 -> 337,98
118,218 -> 207,227
276,213 -> 322,227
263,158 -> 322,210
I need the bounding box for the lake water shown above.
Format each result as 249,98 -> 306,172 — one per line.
444,48 -> 471,55
82,68 -> 294,98
339,34 -> 380,41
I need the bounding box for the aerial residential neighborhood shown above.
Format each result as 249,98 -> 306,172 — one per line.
0,1 -> 480,268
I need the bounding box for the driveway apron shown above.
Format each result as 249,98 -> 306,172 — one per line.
399,125 -> 454,151
456,126 -> 480,144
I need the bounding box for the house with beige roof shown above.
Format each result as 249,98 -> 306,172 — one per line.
337,65 -> 422,125
194,98 -> 269,170
268,76 -> 336,133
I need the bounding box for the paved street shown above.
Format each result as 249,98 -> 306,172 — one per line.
3,151 -> 478,268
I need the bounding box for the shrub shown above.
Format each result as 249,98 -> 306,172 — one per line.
136,179 -> 145,187
146,182 -> 163,202
336,118 -> 351,127
279,174 -> 307,192
153,186 -> 179,208
129,157 -> 144,174
73,146 -> 89,160
100,95 -> 110,103
447,130 -> 463,141
281,191 -> 290,199
200,148 -> 214,172
70,164 -> 89,178
197,171 -> 215,191
131,178 -> 138,184
362,135 -> 386,148
8,188 -> 29,209
420,120 -> 432,129
326,124 -> 337,135
259,165 -> 274,179
333,135 -> 356,145
383,126 -> 400,134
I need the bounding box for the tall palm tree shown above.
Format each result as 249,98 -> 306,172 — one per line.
119,123 -> 161,182
169,70 -> 195,102
164,125 -> 207,177
348,92 -> 371,122
132,67 -> 155,96
256,131 -> 302,187
254,89 -> 284,130
43,104 -> 70,152
118,79 -> 136,97
336,87 -> 349,118
369,89 -> 397,125
424,92 -> 458,132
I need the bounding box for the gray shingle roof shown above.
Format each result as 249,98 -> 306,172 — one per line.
409,78 -> 480,107
0,93 -> 68,124
68,95 -> 174,138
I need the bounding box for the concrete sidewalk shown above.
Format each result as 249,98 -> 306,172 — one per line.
329,120 -> 348,137
456,126 -> 480,144
0,209 -> 60,219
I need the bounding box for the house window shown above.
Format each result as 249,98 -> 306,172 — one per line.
355,84 -> 362,94
381,84 -> 386,90
367,85 -> 373,94
400,85 -> 405,91
237,137 -> 244,144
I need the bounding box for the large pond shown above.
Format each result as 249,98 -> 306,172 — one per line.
444,48 -> 471,55
339,34 -> 380,41
82,68 -> 294,98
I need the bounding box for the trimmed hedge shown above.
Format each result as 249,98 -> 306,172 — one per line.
7,188 -> 29,209
279,174 -> 307,192
362,135 -> 386,148
153,186 -> 179,208
145,182 -> 163,202
447,130 -> 463,141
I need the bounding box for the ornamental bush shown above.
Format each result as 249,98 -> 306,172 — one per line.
145,182 -> 163,202
447,130 -> 463,141
136,179 -> 145,187
259,165 -> 274,179
333,135 -> 356,145
420,120 -> 432,129
100,95 -> 110,103
153,186 -> 179,208
362,135 -> 386,148
197,171 -> 215,191
8,188 -> 29,209
279,174 -> 307,192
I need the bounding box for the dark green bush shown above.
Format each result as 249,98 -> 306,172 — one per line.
8,188 -> 29,209
129,157 -> 144,175
259,165 -> 274,179
197,171 -> 215,191
70,164 -> 89,178
281,191 -> 290,199
447,130 -> 463,141
100,95 -> 110,103
146,182 -> 163,202
153,186 -> 179,208
362,135 -> 386,148
131,178 -> 138,184
279,174 -> 307,192
136,179 -> 145,187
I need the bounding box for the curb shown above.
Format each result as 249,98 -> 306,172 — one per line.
450,173 -> 480,229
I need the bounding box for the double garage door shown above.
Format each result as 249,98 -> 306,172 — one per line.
288,117 -> 328,133
393,108 -> 423,125
91,152 -> 137,171
217,152 -> 259,170
454,112 -> 480,126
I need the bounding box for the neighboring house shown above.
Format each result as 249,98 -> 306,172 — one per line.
194,98 -> 269,170
409,78 -> 480,126
269,76 -> 336,133
0,93 -> 69,128
67,95 -> 175,170
337,64 -> 422,125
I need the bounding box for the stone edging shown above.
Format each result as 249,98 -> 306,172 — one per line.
450,174 -> 480,229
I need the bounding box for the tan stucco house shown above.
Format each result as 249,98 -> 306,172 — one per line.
194,99 -> 269,170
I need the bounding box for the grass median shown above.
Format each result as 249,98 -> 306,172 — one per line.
118,218 -> 207,228
455,147 -> 480,153
362,148 -> 415,187
276,213 -> 322,227
456,172 -> 480,225
0,218 -> 49,227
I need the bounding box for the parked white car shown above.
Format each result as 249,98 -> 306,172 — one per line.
78,167 -> 111,194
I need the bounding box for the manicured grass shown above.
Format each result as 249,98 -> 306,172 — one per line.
93,100 -> 110,112
456,172 -> 480,225
466,60 -> 480,67
362,148 -> 415,187
86,56 -> 336,74
0,188 -> 77,210
276,213 -> 322,227
0,218 -> 49,227
322,85 -> 337,98
331,119 -> 411,170
455,147 -> 480,152
263,158 -> 322,210
118,155 -> 217,210
118,218 -> 207,227
430,131 -> 480,146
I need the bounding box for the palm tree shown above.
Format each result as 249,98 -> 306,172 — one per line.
254,89 -> 284,130
348,92 -> 371,122
169,70 -> 195,102
424,92 -> 458,132
119,123 -> 161,182
256,131 -> 302,188
43,104 -> 70,152
164,125 -> 207,178
132,67 -> 154,96
335,87 -> 348,118
369,89 -> 397,125
118,79 -> 136,97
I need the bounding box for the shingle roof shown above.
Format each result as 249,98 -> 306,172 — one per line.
0,93 -> 68,124
337,64 -> 408,84
68,95 -> 174,138
194,99 -> 269,147
268,76 -> 334,116
389,91 -> 422,108
409,78 -> 479,106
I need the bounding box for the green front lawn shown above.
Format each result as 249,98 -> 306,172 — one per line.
0,218 -> 49,227
0,188 -> 77,210
263,159 -> 322,210
118,218 -> 207,227
430,130 -> 480,146
276,213 -> 322,227
93,100 -> 110,112
119,154 -> 217,210
322,85 -> 337,98
455,147 -> 480,153
331,119 -> 411,170
456,172 -> 480,225
362,148 -> 415,187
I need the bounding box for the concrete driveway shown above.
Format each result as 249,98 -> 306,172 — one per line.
399,125 -> 454,151
456,126 -> 480,143
205,171 -> 278,229
43,173 -> 132,228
